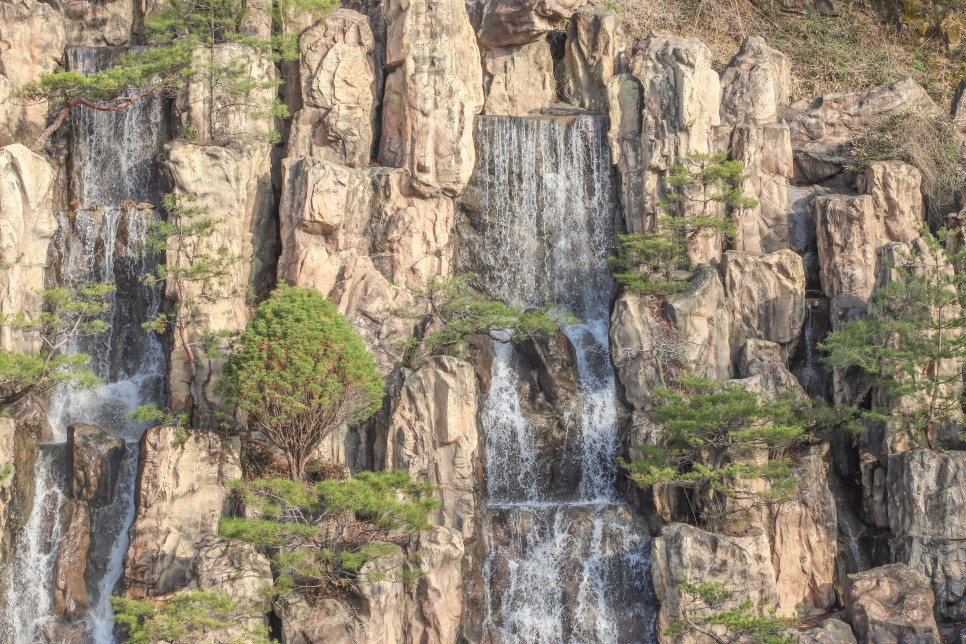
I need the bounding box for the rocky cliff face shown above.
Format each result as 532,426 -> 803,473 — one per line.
1,0 -> 966,642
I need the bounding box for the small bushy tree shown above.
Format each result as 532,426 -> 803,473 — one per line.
623,377 -> 806,526
220,470 -> 438,594
821,231 -> 966,449
666,581 -> 793,644
223,285 -> 383,481
611,153 -> 755,295
0,283 -> 115,404
400,274 -> 574,365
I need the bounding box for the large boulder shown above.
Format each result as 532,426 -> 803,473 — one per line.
729,123 -> 794,253
720,36 -> 791,126
652,523 -> 779,643
475,0 -> 587,48
0,0 -> 66,146
482,40 -> 556,116
289,9 -> 377,167
888,450 -> 966,621
160,141 -> 275,412
123,426 -> 241,597
562,7 -> 620,112
783,78 -> 936,184
64,0 -> 135,46
723,249 -> 806,364
381,357 -> 480,537
846,564 -> 940,644
618,34 -> 721,233
0,145 -> 57,352
380,0 -> 484,197
610,265 -> 732,410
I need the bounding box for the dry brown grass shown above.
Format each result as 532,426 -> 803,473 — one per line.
593,0 -> 966,105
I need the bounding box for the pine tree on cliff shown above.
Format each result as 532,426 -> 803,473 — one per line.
821,229 -> 966,450
610,152 -> 757,296
16,0 -> 337,150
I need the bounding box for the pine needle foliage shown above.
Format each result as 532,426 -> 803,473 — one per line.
220,471 -> 438,595
821,230 -> 966,449
0,283 -> 115,404
611,153 -> 755,296
623,377 -> 806,526
111,591 -> 272,644
399,274 -> 575,366
665,581 -> 793,644
223,285 -> 383,481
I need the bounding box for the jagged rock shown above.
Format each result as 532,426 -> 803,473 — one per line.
857,161 -> 924,245
0,0 -> 65,146
277,594 -> 362,643
482,40 -> 556,116
382,357 -> 480,537
52,499 -> 91,618
160,141 -> 275,412
720,36 -> 791,126
289,9 -> 377,167
888,450 -> 966,621
618,34 -> 721,233
176,43 -> 277,142
737,339 -> 806,400
768,446 -> 837,617
723,249 -> 806,364
380,0 -> 483,197
783,78 -> 936,184
407,528 -> 465,644
562,7 -> 620,112
795,619 -> 857,643
123,426 -> 241,598
277,158 -> 376,296
652,523 -> 779,643
606,74 -> 646,232
64,0 -> 134,46
475,0 -> 587,48
730,123 -> 794,253
0,144 -> 57,353
846,564 -> 940,644
66,423 -> 125,506
610,266 -> 731,408
0,418 -> 17,550
813,162 -> 925,301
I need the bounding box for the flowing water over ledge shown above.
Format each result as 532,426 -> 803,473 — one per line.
464,115 -> 657,643
1,47 -> 166,643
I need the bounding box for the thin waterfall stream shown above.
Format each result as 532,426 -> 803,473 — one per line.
2,47 -> 165,643
464,116 -> 656,643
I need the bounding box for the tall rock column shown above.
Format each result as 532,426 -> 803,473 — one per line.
0,144 -> 57,353
380,0 -> 484,197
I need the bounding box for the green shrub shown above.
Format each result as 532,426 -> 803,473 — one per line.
665,581 -> 793,644
111,591 -> 272,644
223,284 -> 383,481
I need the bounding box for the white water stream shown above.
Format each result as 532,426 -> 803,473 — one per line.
469,116 -> 656,643
1,47 -> 165,643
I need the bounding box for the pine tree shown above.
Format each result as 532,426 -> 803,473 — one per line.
821,230 -> 966,450
611,153 -> 756,296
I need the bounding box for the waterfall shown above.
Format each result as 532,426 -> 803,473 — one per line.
466,116 -> 656,643
2,47 -> 165,643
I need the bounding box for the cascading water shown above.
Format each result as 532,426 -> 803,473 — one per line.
466,116 -> 656,643
2,47 -> 165,643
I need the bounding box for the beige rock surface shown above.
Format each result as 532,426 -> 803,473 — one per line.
476,0 -> 587,48
730,123 -> 794,254
846,564 -> 940,644
720,36 -> 791,126
563,7 -> 620,112
0,144 -> 57,353
482,40 -> 556,116
123,426 -> 241,597
380,0 -> 483,197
